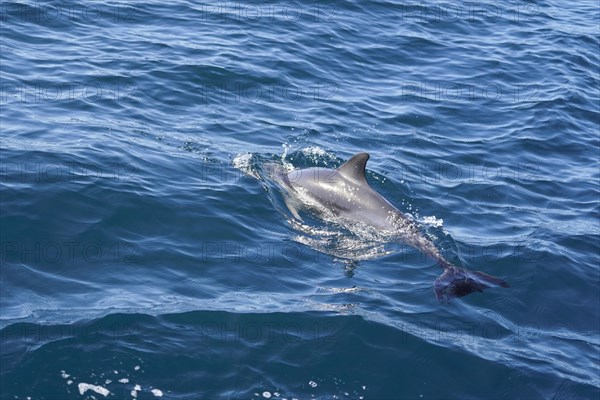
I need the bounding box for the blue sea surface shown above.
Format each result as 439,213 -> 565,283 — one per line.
1,1 -> 599,399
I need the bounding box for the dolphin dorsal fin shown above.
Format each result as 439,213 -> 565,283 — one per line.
337,153 -> 369,183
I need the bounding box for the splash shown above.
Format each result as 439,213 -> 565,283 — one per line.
232,153 -> 260,179
301,146 -> 327,157
421,215 -> 444,228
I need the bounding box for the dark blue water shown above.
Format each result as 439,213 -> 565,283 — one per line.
1,1 -> 599,399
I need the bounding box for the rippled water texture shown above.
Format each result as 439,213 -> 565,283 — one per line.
1,1 -> 599,399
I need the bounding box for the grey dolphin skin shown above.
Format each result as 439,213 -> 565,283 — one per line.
276,152 -> 509,302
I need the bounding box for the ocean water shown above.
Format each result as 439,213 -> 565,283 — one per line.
1,0 -> 599,399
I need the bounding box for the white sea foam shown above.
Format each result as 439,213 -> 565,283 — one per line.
78,383 -> 110,397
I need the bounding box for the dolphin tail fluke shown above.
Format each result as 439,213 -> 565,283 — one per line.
434,267 -> 509,302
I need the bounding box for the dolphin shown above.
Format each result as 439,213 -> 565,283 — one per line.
274,152 -> 509,301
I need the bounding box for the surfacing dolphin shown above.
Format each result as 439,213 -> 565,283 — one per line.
274,152 -> 509,302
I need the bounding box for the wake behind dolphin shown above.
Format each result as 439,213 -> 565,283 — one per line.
270,152 -> 509,302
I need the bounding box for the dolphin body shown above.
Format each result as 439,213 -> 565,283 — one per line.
275,152 -> 509,301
